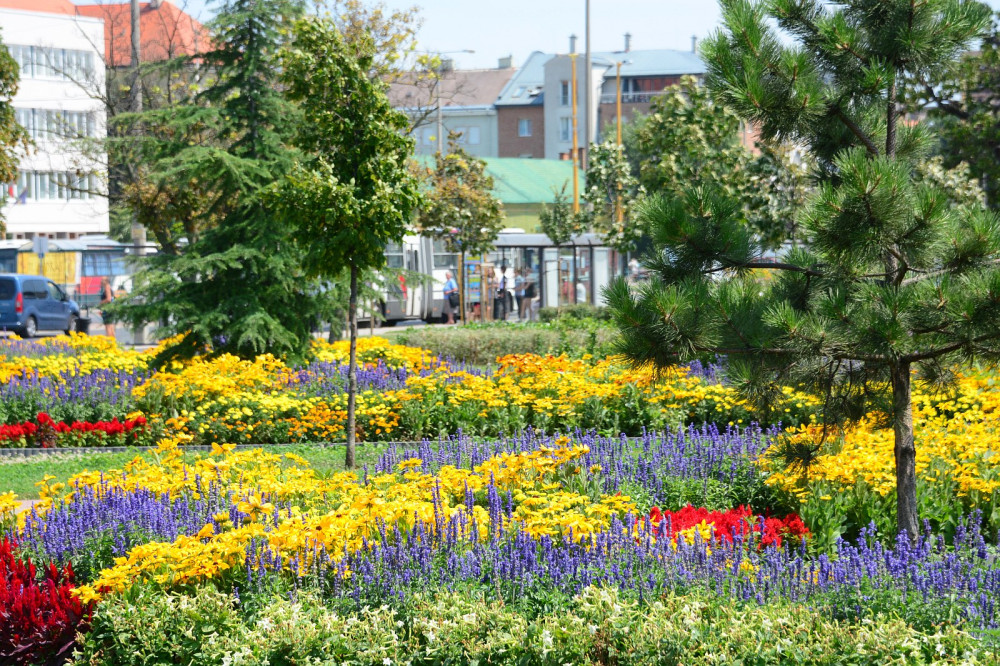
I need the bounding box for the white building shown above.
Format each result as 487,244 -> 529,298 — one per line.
0,0 -> 107,239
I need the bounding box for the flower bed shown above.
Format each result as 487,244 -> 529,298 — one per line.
0,413 -> 151,449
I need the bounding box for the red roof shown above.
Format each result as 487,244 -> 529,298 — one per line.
75,1 -> 208,67
0,0 -> 77,15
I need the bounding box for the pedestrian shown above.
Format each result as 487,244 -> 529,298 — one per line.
522,272 -> 537,321
442,271 -> 459,325
493,262 -> 508,321
99,277 -> 115,338
514,268 -> 525,320
576,279 -> 588,305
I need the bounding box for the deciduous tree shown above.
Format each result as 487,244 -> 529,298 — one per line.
272,17 -> 420,468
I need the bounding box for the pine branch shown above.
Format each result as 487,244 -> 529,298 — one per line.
833,106 -> 879,156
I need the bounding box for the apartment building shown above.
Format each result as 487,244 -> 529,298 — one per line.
0,0 -> 107,239
390,59 -> 516,159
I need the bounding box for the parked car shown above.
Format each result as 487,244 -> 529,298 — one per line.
0,274 -> 81,338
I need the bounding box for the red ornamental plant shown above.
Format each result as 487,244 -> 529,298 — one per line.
647,505 -> 810,549
0,539 -> 92,666
0,413 -> 148,449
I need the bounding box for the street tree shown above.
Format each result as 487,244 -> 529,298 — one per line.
414,134 -> 504,322
584,139 -> 643,253
272,17 -> 420,468
633,75 -> 811,249
607,0 -> 1000,539
119,0 -> 322,363
907,11 -> 1000,208
0,28 -> 30,235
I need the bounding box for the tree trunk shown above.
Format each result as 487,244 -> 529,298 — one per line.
345,264 -> 358,469
891,361 -> 918,538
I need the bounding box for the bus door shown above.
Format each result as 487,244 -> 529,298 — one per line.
405,245 -> 422,317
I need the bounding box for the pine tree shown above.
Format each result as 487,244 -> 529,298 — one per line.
271,17 -> 420,468
119,0 -> 323,363
607,0 -> 1000,538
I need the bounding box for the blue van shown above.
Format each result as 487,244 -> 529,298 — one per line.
0,274 -> 81,338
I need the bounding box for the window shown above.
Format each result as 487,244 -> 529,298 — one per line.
14,109 -> 98,141
46,281 -> 64,301
6,45 -> 95,81
559,117 -> 572,142
517,118 -> 532,137
12,170 -> 99,202
467,127 -> 480,145
560,81 -> 570,106
512,86 -> 527,98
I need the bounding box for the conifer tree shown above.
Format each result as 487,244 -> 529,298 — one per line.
607,0 -> 1000,538
272,17 -> 420,468
119,0 -> 322,363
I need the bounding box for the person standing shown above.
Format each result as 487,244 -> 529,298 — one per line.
442,271 -> 459,325
493,262 -> 508,321
522,271 -> 537,321
99,277 -> 115,338
514,269 -> 525,321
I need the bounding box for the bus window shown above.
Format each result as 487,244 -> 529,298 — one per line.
432,239 -> 457,270
385,242 -> 404,269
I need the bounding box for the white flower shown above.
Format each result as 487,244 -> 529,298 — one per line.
396,620 -> 404,628
541,629 -> 553,649
383,659 -> 393,666
588,624 -> 598,636
426,630 -> 436,643
257,616 -> 274,632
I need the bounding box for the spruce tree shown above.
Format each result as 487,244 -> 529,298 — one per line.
119,0 -> 322,362
607,0 -> 1000,538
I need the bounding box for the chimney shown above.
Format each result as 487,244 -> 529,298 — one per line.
150,0 -> 162,7
439,57 -> 454,73
691,35 -> 698,54
569,34 -> 577,54
498,55 -> 513,69
624,33 -> 632,53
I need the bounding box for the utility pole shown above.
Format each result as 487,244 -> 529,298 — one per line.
130,0 -> 142,113
584,0 -> 591,168
616,61 -> 623,225
570,52 -> 579,213
436,74 -> 443,154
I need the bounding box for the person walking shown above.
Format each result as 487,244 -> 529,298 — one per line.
442,271 -> 459,325
99,277 -> 115,338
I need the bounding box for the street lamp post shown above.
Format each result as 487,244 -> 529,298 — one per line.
570,52 -> 579,214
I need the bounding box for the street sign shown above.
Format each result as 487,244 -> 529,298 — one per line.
32,236 -> 48,258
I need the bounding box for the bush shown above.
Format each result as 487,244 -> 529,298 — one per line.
75,585 -> 985,665
395,322 -> 617,365
538,303 -> 611,323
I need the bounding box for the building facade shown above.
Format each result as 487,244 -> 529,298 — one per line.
391,62 -> 515,159
0,0 -> 107,239
495,51 -> 551,158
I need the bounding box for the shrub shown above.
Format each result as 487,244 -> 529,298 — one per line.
76,585 -> 985,665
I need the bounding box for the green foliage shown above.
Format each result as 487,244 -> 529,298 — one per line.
74,585 -> 985,665
584,139 -> 644,252
610,0 -> 1000,537
119,0 -> 322,364
538,182 -> 590,249
394,320 -> 618,366
0,29 -> 33,235
906,10 -> 1000,209
632,75 -> 811,248
273,18 -> 419,278
413,134 -> 504,259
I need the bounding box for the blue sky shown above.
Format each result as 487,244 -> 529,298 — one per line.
170,0 -> 1000,71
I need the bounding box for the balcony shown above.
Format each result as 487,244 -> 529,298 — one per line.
599,91 -> 668,105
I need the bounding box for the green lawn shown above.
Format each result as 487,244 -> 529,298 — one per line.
0,444 -> 388,499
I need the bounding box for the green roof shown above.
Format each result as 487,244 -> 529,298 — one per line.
414,156 -> 586,205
